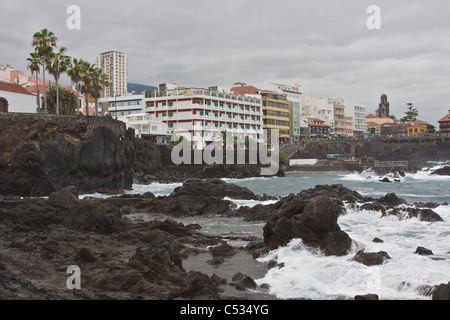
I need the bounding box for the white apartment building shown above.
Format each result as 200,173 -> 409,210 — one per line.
303,95 -> 333,127
118,113 -> 168,142
353,104 -> 367,139
96,51 -> 127,98
98,94 -> 145,119
303,96 -> 346,136
145,85 -> 264,149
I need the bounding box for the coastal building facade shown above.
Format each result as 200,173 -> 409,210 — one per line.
259,82 -> 301,141
0,81 -> 37,113
118,113 -> 168,142
438,110 -> 450,134
406,120 -> 435,136
353,104 -> 366,139
307,118 -> 330,137
365,113 -> 394,136
230,84 -> 290,143
145,85 -> 264,149
303,96 -> 346,136
98,94 -> 145,119
96,51 -> 128,98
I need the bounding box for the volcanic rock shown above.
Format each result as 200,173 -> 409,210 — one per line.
0,114 -> 135,197
431,166 -> 450,176
414,246 -> 434,256
263,195 -> 353,256
352,250 -> 391,266
432,282 -> 450,300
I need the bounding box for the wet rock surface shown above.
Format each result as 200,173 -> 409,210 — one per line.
0,179 -> 447,299
0,114 -> 135,197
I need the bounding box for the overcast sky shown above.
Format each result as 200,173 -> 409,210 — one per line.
1,0 -> 450,125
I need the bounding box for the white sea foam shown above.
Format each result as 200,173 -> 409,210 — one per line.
223,197 -> 278,209
79,182 -> 182,199
256,204 -> 450,300
406,165 -> 450,181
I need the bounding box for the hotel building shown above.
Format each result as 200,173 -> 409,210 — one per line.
145,85 -> 264,149
96,51 -> 127,98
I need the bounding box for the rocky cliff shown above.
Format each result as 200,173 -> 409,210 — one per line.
0,113 -> 135,196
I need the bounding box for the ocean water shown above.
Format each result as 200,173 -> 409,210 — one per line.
83,163 -> 450,300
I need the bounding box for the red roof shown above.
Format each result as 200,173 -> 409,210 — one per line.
0,81 -> 33,95
366,121 -> 379,127
25,84 -> 82,98
438,111 -> 450,123
307,117 -> 325,123
366,113 -> 378,119
230,85 -> 260,95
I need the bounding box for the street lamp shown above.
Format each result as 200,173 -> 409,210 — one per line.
114,91 -> 117,120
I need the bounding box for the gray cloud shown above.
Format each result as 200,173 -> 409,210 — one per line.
1,0 -> 449,125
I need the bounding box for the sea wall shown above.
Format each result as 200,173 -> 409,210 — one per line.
284,139 -> 450,163
0,113 -> 135,196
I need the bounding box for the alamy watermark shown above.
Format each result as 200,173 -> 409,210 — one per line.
66,265 -> 81,290
66,5 -> 81,30
171,129 -> 280,176
366,5 -> 381,30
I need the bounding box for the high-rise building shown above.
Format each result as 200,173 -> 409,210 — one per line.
96,51 -> 127,98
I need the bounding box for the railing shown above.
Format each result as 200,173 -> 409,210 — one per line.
374,161 -> 408,168
145,88 -> 261,105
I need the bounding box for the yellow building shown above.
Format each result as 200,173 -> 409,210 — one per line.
261,91 -> 290,142
407,120 -> 434,136
365,114 -> 395,136
230,84 -> 290,142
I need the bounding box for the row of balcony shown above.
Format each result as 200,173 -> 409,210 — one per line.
146,102 -> 262,114
145,88 -> 262,105
158,112 -> 262,124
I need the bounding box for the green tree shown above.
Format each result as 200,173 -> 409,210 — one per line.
80,61 -> 95,116
90,68 -> 110,116
401,103 -> 419,122
46,47 -> 71,115
67,57 -> 84,95
26,52 -> 42,113
32,28 -> 57,114
45,85 -> 78,115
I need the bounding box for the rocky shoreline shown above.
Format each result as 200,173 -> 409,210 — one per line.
1,179 -> 449,300
0,114 -> 449,300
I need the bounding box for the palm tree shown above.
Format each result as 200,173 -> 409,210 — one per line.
47,47 -> 71,115
32,28 -> 57,114
67,58 -> 83,92
26,52 -> 42,113
90,68 -> 110,116
67,57 -> 85,114
80,61 -> 95,116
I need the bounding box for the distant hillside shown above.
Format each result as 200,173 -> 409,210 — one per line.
127,83 -> 157,94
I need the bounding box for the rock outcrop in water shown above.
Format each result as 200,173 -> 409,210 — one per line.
262,194 -> 353,256
431,166 -> 450,176
0,113 -> 135,197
